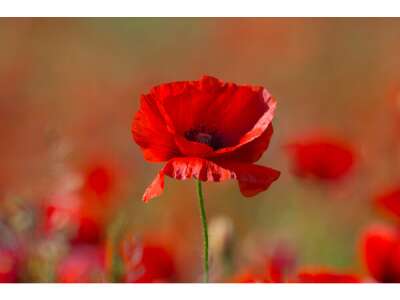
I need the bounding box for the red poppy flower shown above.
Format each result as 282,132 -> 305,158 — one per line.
375,186 -> 400,222
295,269 -> 360,283
132,75 -> 280,202
360,224 -> 400,283
56,245 -> 106,283
120,236 -> 177,283
286,135 -> 355,181
0,248 -> 18,283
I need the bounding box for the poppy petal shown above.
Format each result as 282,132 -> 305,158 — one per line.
132,94 -> 178,162
211,90 -> 276,156
149,76 -> 223,135
220,162 -> 281,197
143,172 -> 165,203
174,135 -> 214,157
142,158 -> 236,202
216,125 -> 274,163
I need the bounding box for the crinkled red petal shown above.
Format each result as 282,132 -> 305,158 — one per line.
219,162 -> 281,197
216,124 -> 274,163
131,94 -> 178,162
142,158 -> 280,202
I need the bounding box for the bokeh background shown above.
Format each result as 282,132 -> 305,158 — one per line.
1,18 -> 400,282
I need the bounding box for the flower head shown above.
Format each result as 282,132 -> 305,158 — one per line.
375,186 -> 400,222
360,224 -> 400,283
120,235 -> 177,283
132,76 -> 280,201
81,164 -> 115,199
286,135 -> 355,181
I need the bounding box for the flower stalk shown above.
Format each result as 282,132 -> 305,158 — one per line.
196,180 -> 209,283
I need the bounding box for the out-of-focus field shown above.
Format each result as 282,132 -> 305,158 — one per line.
1,18 -> 400,282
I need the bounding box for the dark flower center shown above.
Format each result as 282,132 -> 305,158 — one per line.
185,128 -> 222,150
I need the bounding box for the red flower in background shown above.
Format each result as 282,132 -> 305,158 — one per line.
375,186 -> 400,221
81,164 -> 115,200
44,163 -> 117,244
232,272 -> 270,283
360,224 -> 400,283
295,269 -> 360,283
267,243 -> 297,283
132,75 -> 280,202
232,244 -> 361,283
233,244 -> 296,283
44,201 -> 103,244
286,136 -> 355,181
233,269 -> 360,283
56,245 -> 106,283
0,248 -> 19,283
120,236 -> 177,283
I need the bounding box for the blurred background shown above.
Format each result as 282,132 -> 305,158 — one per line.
1,18 -> 400,282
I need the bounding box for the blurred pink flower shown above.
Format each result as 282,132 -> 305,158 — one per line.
56,245 -> 106,283
0,248 -> 19,283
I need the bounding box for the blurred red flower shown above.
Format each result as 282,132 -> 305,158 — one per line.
232,246 -> 360,283
294,268 -> 360,283
232,272 -> 270,283
120,236 -> 177,283
132,75 -> 280,202
286,136 -> 355,181
81,164 -> 115,200
233,269 -> 360,283
360,224 -> 400,283
44,163 -> 117,244
267,244 -> 297,283
0,248 -> 19,283
44,201 -> 103,244
233,245 -> 296,283
56,245 -> 106,283
375,186 -> 400,222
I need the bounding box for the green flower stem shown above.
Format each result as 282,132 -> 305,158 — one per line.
196,180 -> 209,283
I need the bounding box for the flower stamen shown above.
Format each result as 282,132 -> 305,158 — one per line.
185,128 -> 221,150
